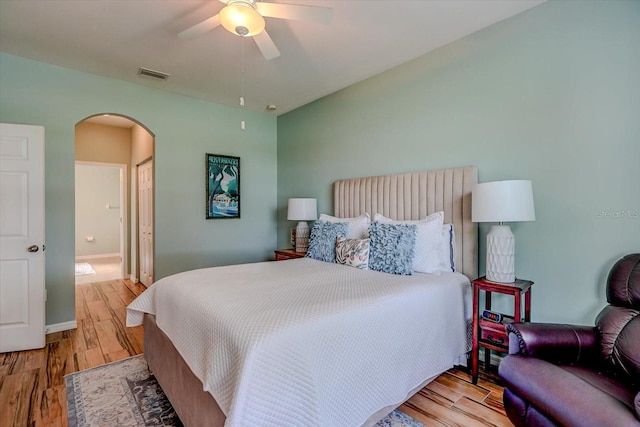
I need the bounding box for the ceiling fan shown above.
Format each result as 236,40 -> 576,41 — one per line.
178,0 -> 333,60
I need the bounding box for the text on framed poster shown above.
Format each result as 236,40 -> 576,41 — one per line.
206,153 -> 240,219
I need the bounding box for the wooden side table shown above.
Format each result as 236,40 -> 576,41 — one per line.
274,249 -> 306,261
471,276 -> 533,384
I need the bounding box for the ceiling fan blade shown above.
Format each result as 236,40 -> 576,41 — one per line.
256,2 -> 332,25
253,30 -> 280,60
178,14 -> 221,39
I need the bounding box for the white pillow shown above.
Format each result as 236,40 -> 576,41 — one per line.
318,213 -> 370,239
373,211 -> 444,273
437,223 -> 456,273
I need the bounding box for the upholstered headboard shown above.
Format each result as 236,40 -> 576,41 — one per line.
333,166 -> 478,280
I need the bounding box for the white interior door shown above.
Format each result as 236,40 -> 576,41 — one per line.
138,159 -> 153,286
0,123 -> 45,353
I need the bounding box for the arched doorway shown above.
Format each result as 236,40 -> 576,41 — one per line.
74,113 -> 155,287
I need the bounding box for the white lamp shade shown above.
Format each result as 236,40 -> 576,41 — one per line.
472,180 -> 535,223
287,198 -> 318,221
219,3 -> 265,36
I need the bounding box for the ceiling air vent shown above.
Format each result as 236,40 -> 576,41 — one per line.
137,67 -> 170,81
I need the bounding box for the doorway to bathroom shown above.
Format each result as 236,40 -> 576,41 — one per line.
75,114 -> 155,286
74,162 -> 125,285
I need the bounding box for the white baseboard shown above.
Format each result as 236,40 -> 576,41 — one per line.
76,253 -> 120,261
129,274 -> 139,283
45,320 -> 77,334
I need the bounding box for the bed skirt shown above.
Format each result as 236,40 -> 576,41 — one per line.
143,313 -> 226,427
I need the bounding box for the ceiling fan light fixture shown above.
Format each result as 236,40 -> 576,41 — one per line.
220,1 -> 265,37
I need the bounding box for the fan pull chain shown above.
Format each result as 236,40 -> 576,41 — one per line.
240,37 -> 246,130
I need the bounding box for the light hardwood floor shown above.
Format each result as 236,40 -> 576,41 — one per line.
0,279 -> 511,426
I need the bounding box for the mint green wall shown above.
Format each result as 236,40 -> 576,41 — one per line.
277,1 -> 640,325
0,53 -> 277,325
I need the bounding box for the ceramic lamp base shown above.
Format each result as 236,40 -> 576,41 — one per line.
485,225 -> 516,283
295,221 -> 310,253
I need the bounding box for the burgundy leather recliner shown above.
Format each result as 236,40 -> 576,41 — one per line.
499,253 -> 640,427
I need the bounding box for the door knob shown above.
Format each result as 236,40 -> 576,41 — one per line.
27,244 -> 39,253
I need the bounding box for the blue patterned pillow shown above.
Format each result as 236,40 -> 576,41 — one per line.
368,222 -> 417,275
305,221 -> 348,263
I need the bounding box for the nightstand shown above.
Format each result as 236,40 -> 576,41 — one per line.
471,276 -> 533,384
274,249 -> 306,261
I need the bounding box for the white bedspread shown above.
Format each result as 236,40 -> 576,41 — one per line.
127,258 -> 471,427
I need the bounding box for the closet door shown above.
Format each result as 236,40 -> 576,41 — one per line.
138,159 -> 153,286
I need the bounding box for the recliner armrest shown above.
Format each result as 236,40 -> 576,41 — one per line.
499,355 -> 640,427
506,323 -> 601,365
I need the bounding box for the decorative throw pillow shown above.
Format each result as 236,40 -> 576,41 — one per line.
305,221 -> 348,263
318,213 -> 370,239
374,211 -> 444,273
335,236 -> 370,270
368,222 -> 417,275
437,223 -> 456,273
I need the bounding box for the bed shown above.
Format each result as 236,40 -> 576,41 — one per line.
126,166 -> 478,427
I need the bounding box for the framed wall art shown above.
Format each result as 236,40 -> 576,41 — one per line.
206,153 -> 240,219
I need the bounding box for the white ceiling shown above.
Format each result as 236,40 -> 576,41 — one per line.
0,0 -> 544,115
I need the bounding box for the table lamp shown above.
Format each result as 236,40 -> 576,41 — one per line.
287,198 -> 317,253
472,180 -> 535,283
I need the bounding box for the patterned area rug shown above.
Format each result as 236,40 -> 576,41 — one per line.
65,355 -> 424,427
